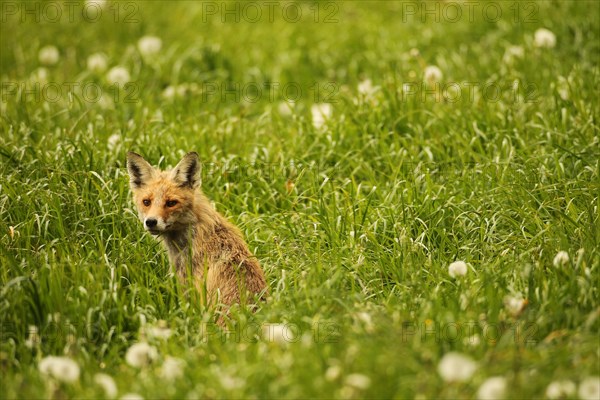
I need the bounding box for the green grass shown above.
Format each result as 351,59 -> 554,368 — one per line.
1,1 -> 599,399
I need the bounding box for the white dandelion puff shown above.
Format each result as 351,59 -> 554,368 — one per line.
146,320 -> 172,340
120,394 -> 144,400
545,380 -> 576,399
423,65 -> 443,84
160,356 -> 184,381
38,46 -> 60,66
311,103 -> 332,130
409,48 -> 420,58
107,133 -> 121,151
437,352 -> 477,383
94,373 -> 118,399
98,93 -> 114,109
476,376 -> 507,400
534,28 -> 556,48
38,356 -> 80,383
162,84 -> 190,100
106,66 -> 131,86
87,53 -> 108,73
579,377 -> 600,400
448,261 -> 468,278
162,86 -> 177,100
30,68 -> 49,84
503,45 -> 524,64
138,36 -> 162,58
355,312 -> 374,332
325,365 -> 342,382
277,100 -> 295,116
263,323 -> 294,344
344,373 -> 371,390
463,334 -> 481,347
125,342 -> 157,368
357,79 -> 378,97
504,295 -> 528,317
553,251 -> 569,267
86,0 -> 107,8
219,374 -> 245,390
402,82 -> 415,94
25,325 -> 40,349
555,77 -> 570,101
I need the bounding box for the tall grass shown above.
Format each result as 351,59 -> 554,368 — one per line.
1,1 -> 598,398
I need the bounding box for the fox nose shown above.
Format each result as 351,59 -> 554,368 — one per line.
145,218 -> 158,228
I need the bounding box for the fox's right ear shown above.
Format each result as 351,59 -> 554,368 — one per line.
126,152 -> 155,188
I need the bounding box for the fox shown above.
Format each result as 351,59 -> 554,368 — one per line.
126,151 -> 267,321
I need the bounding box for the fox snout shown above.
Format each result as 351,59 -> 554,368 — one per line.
143,216 -> 166,234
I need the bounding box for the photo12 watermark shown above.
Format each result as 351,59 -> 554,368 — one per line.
397,1 -> 539,24
399,80 -> 540,104
199,1 -> 339,23
1,1 -> 139,23
1,81 -> 139,105
199,81 -> 339,104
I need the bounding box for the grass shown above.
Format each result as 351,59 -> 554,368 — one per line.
1,1 -> 599,399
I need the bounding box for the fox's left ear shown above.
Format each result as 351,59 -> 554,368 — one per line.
171,152 -> 201,188
127,152 -> 156,188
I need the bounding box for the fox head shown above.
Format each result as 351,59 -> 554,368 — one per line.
126,151 -> 201,235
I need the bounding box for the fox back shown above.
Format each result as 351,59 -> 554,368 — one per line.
126,151 -> 267,316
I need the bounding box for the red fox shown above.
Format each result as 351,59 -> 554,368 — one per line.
126,151 -> 267,320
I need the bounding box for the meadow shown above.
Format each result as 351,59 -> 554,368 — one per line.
0,1 -> 599,398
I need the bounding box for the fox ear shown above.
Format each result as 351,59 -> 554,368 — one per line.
126,152 -> 155,188
171,152 -> 201,188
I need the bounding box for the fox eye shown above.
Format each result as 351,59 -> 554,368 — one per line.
166,200 -> 178,207
143,199 -> 151,206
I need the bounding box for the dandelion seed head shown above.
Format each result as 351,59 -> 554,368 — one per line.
86,0 -> 107,8
437,352 -> 477,383
553,251 -> 569,267
448,261 -> 468,278
504,295 -> 528,317
325,365 -> 342,381
344,373 -> 371,390
311,103 -> 332,130
138,36 -> 162,57
545,380 -> 576,399
423,65 -> 443,84
219,374 -> 245,390
358,79 -> 378,97
120,393 -> 144,400
94,373 -> 118,399
534,28 -> 556,48
25,325 -> 40,348
277,100 -> 295,116
87,53 -> 108,73
503,46 -> 524,64
476,376 -> 507,400
107,134 -> 121,151
160,356 -> 184,381
30,68 -> 49,84
39,356 -> 80,383
579,377 -> 600,400
409,48 -> 420,58
125,342 -> 157,368
106,66 -> 131,86
38,46 -> 60,66
263,323 -> 294,344
146,320 -> 172,340
464,334 -> 481,347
